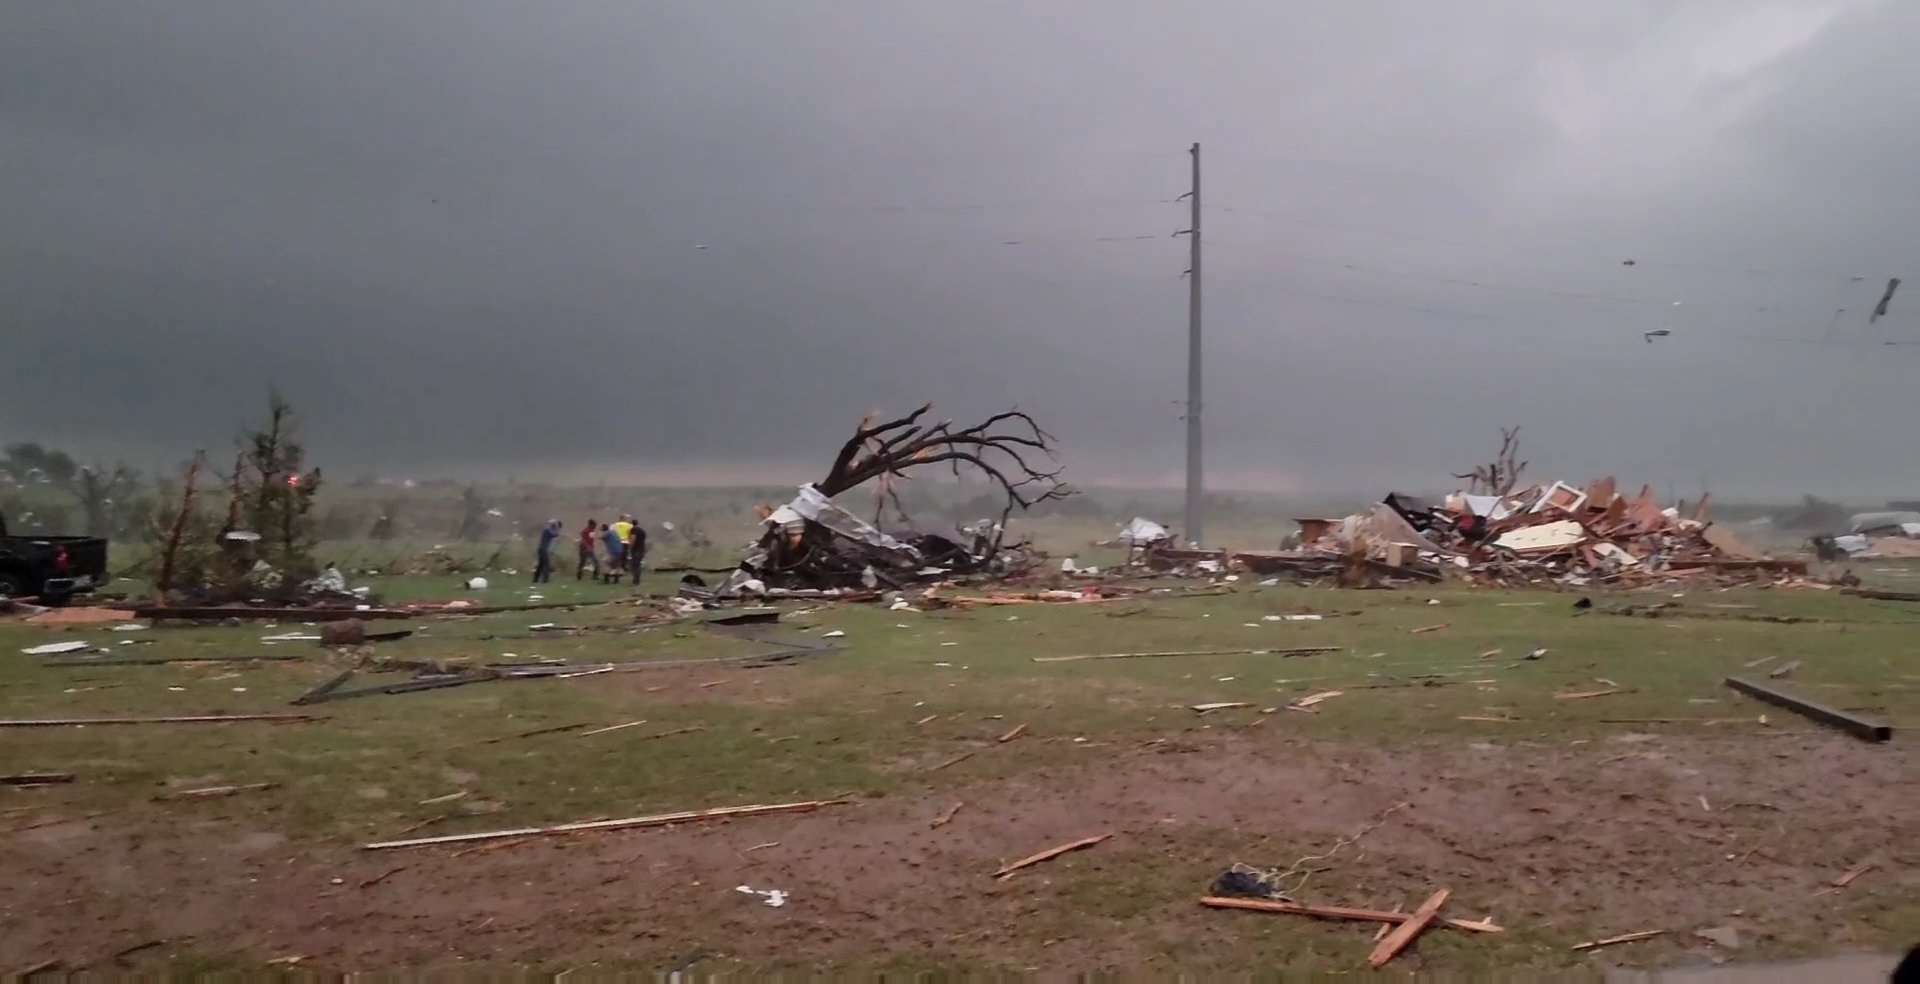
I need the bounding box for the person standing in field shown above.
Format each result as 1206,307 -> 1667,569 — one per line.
534,519 -> 561,584
576,519 -> 600,580
627,520 -> 648,587
600,520 -> 626,584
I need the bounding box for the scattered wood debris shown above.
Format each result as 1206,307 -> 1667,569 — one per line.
929,750 -> 976,771
1,772 -> 75,787
363,799 -> 843,851
473,722 -> 592,746
154,782 -> 276,801
1768,660 -> 1802,679
992,833 -> 1111,879
1198,897 -> 1501,934
1554,687 -> 1625,700
914,714 -> 938,726
0,714 -> 318,728
1410,623 -> 1450,635
742,841 -> 779,853
450,836 -> 532,859
1191,702 -> 1253,713
393,814 -> 452,835
358,865 -> 408,888
1458,716 -> 1516,723
579,720 -> 647,737
1290,690 -> 1343,710
1572,929 -> 1665,951
1369,888 -> 1450,968
419,791 -> 469,806
1743,655 -> 1778,669
1034,646 -> 1340,664
1825,861 -> 1875,891
932,802 -> 963,828
997,723 -> 1028,743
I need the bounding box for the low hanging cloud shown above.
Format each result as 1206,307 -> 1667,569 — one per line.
3,0 -> 1915,496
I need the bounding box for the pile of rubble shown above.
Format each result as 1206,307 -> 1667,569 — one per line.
1135,479 -> 1808,588
1290,479 -> 1805,587
700,484 -> 1042,599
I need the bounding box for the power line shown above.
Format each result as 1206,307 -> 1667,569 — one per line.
1207,238 -> 1850,315
1204,202 -> 1878,283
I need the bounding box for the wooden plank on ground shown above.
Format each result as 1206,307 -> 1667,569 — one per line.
1573,929 -> 1665,951
992,833 -> 1111,879
1368,888 -> 1450,968
363,799 -> 841,851
0,714 -> 318,728
1724,676 -> 1891,742
1198,896 -> 1501,934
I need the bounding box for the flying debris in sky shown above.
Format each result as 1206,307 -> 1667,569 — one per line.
693,244 -> 710,250
1643,329 -> 1672,343
1870,277 -> 1901,323
1621,259 -> 1636,266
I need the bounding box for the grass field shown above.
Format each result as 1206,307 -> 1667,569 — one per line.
3,574 -> 1917,976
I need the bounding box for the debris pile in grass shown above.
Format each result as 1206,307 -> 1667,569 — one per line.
1140,478 -> 1808,589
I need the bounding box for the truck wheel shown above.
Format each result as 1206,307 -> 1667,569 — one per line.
0,573 -> 25,599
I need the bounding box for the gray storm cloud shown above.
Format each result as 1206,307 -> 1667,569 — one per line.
3,0 -> 1915,496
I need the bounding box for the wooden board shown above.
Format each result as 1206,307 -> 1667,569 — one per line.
1369,888 -> 1450,968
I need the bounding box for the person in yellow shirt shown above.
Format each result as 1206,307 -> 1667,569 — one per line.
611,515 -> 633,546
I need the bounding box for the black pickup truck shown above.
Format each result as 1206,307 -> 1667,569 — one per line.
0,510 -> 110,602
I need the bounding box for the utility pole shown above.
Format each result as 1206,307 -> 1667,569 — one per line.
1183,142 -> 1205,546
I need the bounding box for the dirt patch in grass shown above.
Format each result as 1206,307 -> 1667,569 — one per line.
3,731 -> 1912,975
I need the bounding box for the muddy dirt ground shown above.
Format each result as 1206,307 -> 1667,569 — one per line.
4,729 -> 1914,974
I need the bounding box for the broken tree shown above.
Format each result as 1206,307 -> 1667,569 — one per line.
722,405 -> 1071,594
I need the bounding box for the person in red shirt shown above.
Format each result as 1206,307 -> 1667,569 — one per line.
575,519 -> 601,580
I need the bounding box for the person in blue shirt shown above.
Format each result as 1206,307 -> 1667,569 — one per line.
600,522 -> 626,584
533,519 -> 561,584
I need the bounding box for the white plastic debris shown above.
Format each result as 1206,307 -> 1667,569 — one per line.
889,600 -> 914,611
1118,517 -> 1171,545
1061,558 -> 1079,573
821,630 -> 846,639
735,884 -> 788,907
111,623 -> 147,632
1258,578 -> 1280,587
466,577 -> 490,590
262,633 -> 322,642
22,641 -> 91,656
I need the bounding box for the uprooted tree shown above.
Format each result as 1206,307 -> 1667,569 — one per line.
730,405 -> 1073,593
1453,425 -> 1528,496
819,405 -> 1073,529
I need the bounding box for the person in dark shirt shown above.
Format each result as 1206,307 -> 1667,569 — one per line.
576,519 -> 600,580
534,519 -> 561,584
626,521 -> 648,587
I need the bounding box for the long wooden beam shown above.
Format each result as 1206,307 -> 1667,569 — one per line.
1724,676 -> 1891,742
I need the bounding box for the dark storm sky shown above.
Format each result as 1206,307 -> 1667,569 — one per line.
5,0 -> 1917,495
